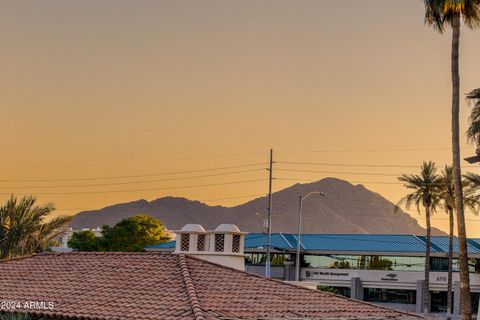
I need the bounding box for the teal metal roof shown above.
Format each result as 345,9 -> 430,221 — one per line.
145,233 -> 480,255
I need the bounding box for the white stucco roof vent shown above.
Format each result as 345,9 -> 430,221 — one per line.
178,224 -> 206,233
174,222 -> 247,271
213,224 -> 242,233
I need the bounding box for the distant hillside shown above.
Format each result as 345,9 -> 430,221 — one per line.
71,177 -> 446,235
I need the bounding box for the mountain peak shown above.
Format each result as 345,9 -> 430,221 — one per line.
70,178 -> 445,236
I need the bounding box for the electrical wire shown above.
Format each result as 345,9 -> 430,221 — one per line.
276,168 -> 401,177
0,179 -> 267,195
0,151 -> 267,169
276,160 -> 480,169
0,162 -> 267,183
276,147 -> 455,153
0,168 -> 265,189
276,177 -> 402,185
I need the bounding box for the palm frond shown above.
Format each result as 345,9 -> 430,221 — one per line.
396,161 -> 442,215
0,196 -> 69,259
424,0 -> 480,32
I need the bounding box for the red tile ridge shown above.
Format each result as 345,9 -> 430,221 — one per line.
182,254 -> 423,319
0,251 -> 171,261
178,253 -> 206,320
0,253 -> 37,264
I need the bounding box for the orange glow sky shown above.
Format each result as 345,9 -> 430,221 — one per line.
2,1 -> 480,235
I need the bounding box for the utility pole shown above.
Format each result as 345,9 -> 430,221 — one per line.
265,148 -> 273,277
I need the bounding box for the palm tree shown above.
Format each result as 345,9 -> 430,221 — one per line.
397,161 -> 442,313
466,88 -> 480,145
439,166 -> 480,316
0,195 -> 71,259
0,313 -> 29,320
423,2 -> 480,318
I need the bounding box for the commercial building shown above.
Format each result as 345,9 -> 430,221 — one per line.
147,232 -> 480,315
0,225 -> 420,320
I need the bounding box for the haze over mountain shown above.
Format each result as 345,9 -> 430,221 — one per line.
71,178 -> 445,235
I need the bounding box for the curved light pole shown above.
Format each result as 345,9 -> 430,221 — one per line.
295,191 -> 326,281
254,211 -> 268,233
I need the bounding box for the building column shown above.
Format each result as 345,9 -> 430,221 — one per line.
453,281 -> 461,316
283,261 -> 295,281
416,280 -> 424,314
351,277 -> 363,300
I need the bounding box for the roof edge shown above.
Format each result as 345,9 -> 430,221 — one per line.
183,254 -> 422,319
178,253 -> 206,320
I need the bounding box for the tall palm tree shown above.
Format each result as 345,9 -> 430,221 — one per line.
397,161 -> 442,314
439,166 -> 480,316
466,88 -> 480,145
0,313 -> 29,320
423,2 -> 480,318
0,195 -> 71,260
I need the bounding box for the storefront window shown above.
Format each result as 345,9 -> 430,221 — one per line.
431,291 -> 447,312
303,255 -> 425,271
247,253 -> 480,273
364,288 -> 416,304
245,253 -> 292,266
431,257 -> 480,273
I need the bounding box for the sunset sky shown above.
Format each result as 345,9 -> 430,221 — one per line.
2,1 -> 480,235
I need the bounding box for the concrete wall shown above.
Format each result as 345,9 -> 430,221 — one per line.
193,253 -> 245,270
246,265 -> 284,279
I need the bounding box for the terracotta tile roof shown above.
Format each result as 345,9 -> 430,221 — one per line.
0,252 -> 421,320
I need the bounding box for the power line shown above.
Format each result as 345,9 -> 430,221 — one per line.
0,162 -> 267,183
276,147 -> 456,154
0,179 -> 267,196
276,161 -> 480,169
276,177 -> 402,185
0,151 -> 266,170
276,168 -> 401,177
275,177 -> 480,187
0,168 -> 265,189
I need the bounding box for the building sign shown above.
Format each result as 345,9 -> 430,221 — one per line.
380,274 -> 398,281
303,268 -> 352,280
305,271 -> 350,278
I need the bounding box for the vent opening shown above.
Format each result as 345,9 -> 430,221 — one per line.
180,234 -> 190,251
232,235 -> 241,253
197,234 -> 206,251
214,234 -> 224,252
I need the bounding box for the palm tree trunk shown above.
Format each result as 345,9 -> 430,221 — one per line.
424,206 -> 431,314
451,12 -> 472,320
447,207 -> 454,317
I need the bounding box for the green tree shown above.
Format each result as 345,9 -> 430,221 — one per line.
0,196 -> 71,260
466,88 -> 480,144
397,161 -> 442,313
67,215 -> 170,252
332,261 -> 350,269
423,2 -> 480,318
317,286 -> 338,294
439,165 -> 480,315
68,230 -> 100,251
367,256 -> 393,271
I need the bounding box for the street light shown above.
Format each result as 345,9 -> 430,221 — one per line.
295,191 -> 326,282
254,212 -> 268,233
464,148 -> 480,163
